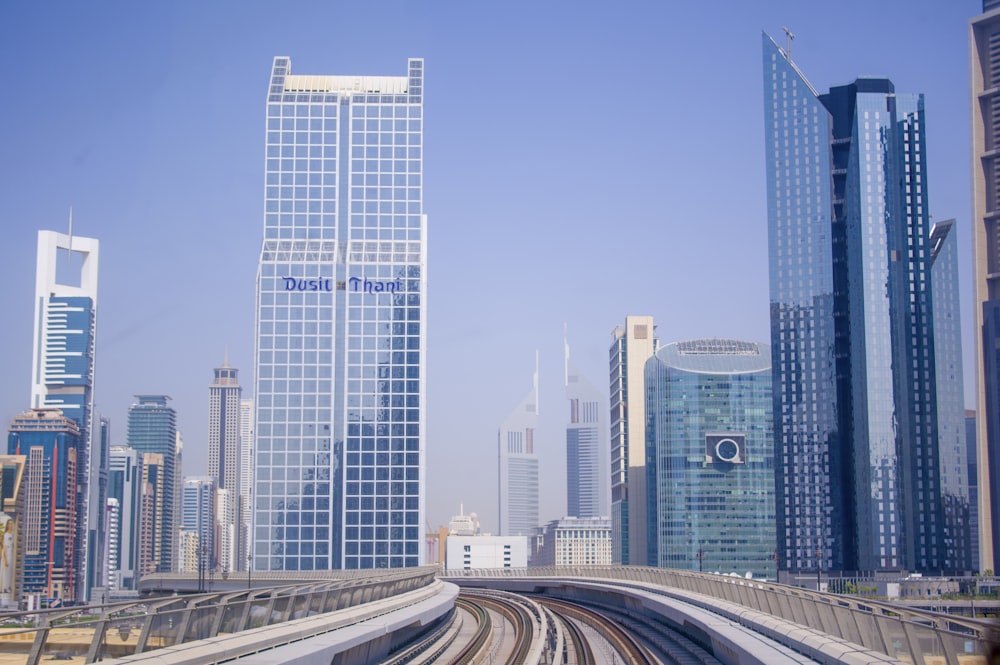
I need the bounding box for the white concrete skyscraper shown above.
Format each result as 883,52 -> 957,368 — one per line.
253,57 -> 427,570
32,229 -> 99,599
239,397 -> 253,571
498,357 -> 539,537
609,316 -> 658,565
208,356 -> 242,572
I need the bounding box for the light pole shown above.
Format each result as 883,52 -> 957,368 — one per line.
198,544 -> 207,593
696,547 -> 706,573
815,544 -> 822,592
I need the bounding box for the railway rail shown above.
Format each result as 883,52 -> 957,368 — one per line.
459,590 -> 538,664
536,596 -> 659,665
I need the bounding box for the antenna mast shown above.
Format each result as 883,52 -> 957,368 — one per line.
782,26 -> 795,61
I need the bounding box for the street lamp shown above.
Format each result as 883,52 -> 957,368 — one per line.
198,544 -> 207,593
696,547 -> 706,574
815,544 -> 822,592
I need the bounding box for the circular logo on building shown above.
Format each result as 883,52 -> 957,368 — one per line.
715,438 -> 741,463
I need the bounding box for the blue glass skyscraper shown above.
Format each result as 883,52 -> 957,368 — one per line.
253,57 -> 426,570
645,340 -> 776,578
126,395 -> 178,574
930,221 -> 971,572
8,409 -> 82,601
764,33 -> 947,574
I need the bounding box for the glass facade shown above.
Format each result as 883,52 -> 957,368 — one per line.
762,34 -> 842,573
126,395 -> 178,574
8,410 -> 82,600
765,33 -> 950,573
930,221 -> 972,572
645,340 -> 776,578
253,57 -> 426,570
108,446 -> 142,589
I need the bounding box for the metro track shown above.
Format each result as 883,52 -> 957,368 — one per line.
536,596 -> 659,664
388,586 -> 722,665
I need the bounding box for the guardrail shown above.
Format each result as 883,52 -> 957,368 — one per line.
442,566 -> 995,665
0,566 -> 437,665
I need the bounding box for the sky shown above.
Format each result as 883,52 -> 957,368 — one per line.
0,0 -> 981,536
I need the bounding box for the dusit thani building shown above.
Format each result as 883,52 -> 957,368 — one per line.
253,57 -> 427,570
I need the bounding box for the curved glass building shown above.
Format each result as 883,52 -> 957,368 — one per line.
645,339 -> 776,578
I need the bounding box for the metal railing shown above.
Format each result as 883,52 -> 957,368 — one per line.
0,566 -> 437,665
443,566 -> 995,665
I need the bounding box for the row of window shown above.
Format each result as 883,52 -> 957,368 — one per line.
266,101 -> 422,119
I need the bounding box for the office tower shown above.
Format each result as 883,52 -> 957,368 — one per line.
216,488 -> 236,574
448,507 -> 480,536
31,230 -> 99,599
127,396 -> 177,573
108,446 -> 142,589
533,517 -> 612,567
208,358 -> 242,573
88,416 -> 110,595
498,360 -> 539,537
137,453 -> 164,578
930,221 -> 972,572
180,477 -> 216,577
253,57 -> 426,571
0,456 -> 26,608
445,535 -> 528,570
564,335 -> 608,519
644,339 -> 776,578
239,397 -> 253,571
764,33 -> 945,573
971,0 -> 1000,573
967,411 -> 980,568
105,498 -> 120,592
8,409 -> 81,601
609,316 -> 658,565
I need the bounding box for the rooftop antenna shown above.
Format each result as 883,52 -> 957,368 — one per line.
782,26 -> 795,61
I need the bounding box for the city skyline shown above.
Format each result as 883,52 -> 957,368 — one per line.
0,1 -> 980,536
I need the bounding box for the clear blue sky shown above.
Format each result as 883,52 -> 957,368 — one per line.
0,0 -> 980,535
